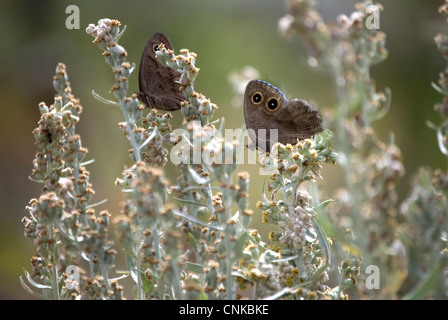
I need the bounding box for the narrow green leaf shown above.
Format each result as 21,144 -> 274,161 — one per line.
271,255 -> 299,263
23,269 -> 52,289
261,179 -> 269,202
173,197 -> 209,208
28,176 -> 44,183
233,231 -> 248,260
115,25 -> 127,41
129,62 -> 136,74
172,209 -> 222,231
188,232 -> 198,250
437,127 -> 448,156
139,127 -> 158,150
185,262 -> 204,274
419,167 -> 433,189
231,270 -> 251,281
19,276 -> 43,298
432,81 -> 445,94
187,167 -> 211,184
373,87 -> 391,121
308,219 -> 331,282
426,120 -> 438,131
305,226 -> 317,243
402,262 -> 442,300
87,198 -> 108,209
263,287 -> 298,300
313,199 -> 334,212
91,90 -> 120,106
80,159 -> 95,166
199,287 -> 207,300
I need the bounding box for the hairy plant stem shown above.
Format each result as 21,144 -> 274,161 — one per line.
120,99 -> 142,163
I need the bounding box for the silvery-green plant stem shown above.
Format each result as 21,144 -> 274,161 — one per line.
223,174 -> 235,299
333,64 -> 363,244
123,107 -> 142,162
49,228 -> 60,300
360,44 -> 372,128
87,21 -> 142,163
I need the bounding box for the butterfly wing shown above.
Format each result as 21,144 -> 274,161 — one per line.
138,32 -> 184,111
275,99 -> 323,142
244,80 -> 322,152
244,80 -> 289,151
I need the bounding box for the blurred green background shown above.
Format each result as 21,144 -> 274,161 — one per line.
0,0 -> 446,299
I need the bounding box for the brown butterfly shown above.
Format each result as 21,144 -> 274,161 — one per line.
137,32 -> 184,111
244,80 -> 323,152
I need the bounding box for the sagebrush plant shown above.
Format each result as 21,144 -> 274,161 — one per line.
397,1 -> 448,299
21,16 -> 341,300
279,0 -> 448,299
21,63 -> 120,299
278,0 -> 405,299
21,1 -> 447,300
